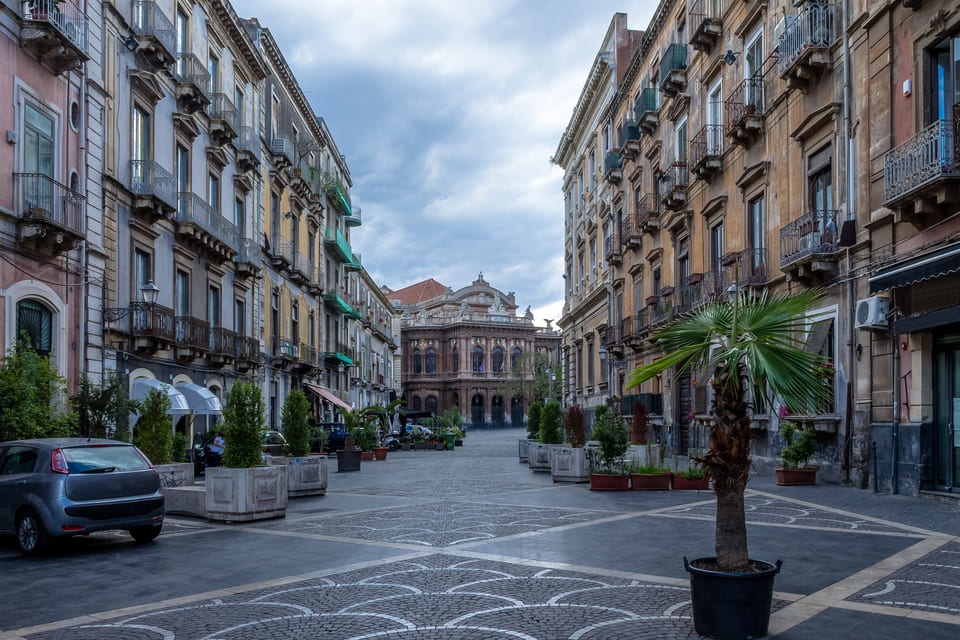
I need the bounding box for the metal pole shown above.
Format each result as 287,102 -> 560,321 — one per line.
872,441 -> 878,493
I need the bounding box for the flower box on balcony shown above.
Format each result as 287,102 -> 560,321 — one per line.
661,286 -> 675,296
686,273 -> 702,284
721,252 -> 740,267
646,296 -> 660,305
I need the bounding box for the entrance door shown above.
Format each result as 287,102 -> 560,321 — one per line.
676,370 -> 693,455
511,397 -> 524,427
491,396 -> 505,427
934,340 -> 960,490
471,394 -> 484,428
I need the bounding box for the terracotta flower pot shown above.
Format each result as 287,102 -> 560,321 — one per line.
630,472 -> 672,491
672,473 -> 711,490
776,467 -> 817,486
373,447 -> 388,461
590,473 -> 629,491
360,451 -> 375,461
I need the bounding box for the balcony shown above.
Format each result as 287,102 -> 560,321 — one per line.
604,235 -> 622,266
779,209 -> 841,279
324,174 -> 352,217
778,3 -> 837,92
234,238 -> 262,280
21,0 -> 89,73
234,335 -> 259,372
129,302 -> 175,351
290,251 -> 311,285
209,327 -> 237,366
622,214 -> 642,249
635,307 -> 652,337
620,120 -> 642,158
324,342 -> 353,366
234,127 -> 261,174
690,124 -> 724,181
344,206 -> 361,227
265,238 -> 291,270
174,193 -> 240,263
725,76 -> 765,148
323,293 -> 355,316
605,327 -> 623,358
659,44 -> 687,97
689,0 -> 723,53
13,173 -> 85,254
270,136 -> 293,169
306,267 -> 324,296
637,88 -> 659,134
271,337 -> 299,364
299,345 -> 321,372
290,167 -> 311,200
174,316 -> 210,359
637,193 -> 660,233
324,226 -> 352,262
651,295 -> 675,326
175,53 -> 210,113
676,272 -> 725,314
723,248 -> 768,290
620,315 -> 640,349
624,392 -> 663,416
129,160 -> 176,218
206,93 -> 238,146
130,1 -> 175,72
883,118 -> 960,224
603,150 -> 623,184
345,251 -> 362,272
660,162 -> 689,211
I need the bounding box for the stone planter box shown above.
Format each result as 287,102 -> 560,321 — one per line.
518,438 -> 530,463
550,447 -> 589,483
415,442 -> 433,451
626,444 -> 661,468
360,451 -> 375,461
590,473 -> 629,490
205,466 -> 287,522
163,484 -> 207,518
155,462 -> 194,488
337,450 -> 362,472
287,455 -> 328,497
672,473 -> 710,490
528,442 -> 553,472
776,467 -> 817,486
630,472 -> 672,491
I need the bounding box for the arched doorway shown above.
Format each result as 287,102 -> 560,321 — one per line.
412,396 -> 422,411
471,394 -> 484,428
451,391 -> 459,409
424,395 -> 437,416
511,396 -> 524,427
491,395 -> 505,427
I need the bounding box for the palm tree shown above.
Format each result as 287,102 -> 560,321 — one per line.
627,289 -> 829,572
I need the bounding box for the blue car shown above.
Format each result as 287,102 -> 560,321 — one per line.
0,438 -> 165,555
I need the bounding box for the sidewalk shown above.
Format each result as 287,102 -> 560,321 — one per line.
1,428 -> 957,639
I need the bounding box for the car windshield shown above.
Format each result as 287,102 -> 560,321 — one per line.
62,445 -> 151,473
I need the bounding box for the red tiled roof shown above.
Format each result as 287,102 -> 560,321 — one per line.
388,279 -> 448,305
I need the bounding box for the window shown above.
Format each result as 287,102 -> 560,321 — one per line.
492,346 -> 504,373
633,277 -> 643,313
23,102 -> 55,177
271,291 -> 280,342
16,300 -> 52,356
290,300 -> 298,343
589,149 -> 596,191
425,396 -> 437,415
234,87 -> 244,127
472,346 -> 484,373
707,79 -> 723,154
208,173 -> 220,210
235,298 -> 245,335
587,341 -> 595,386
271,92 -> 280,139
425,348 -> 437,374
270,191 -> 280,247
677,237 -> 689,285
134,249 -> 151,300
208,285 -> 221,327
576,345 -> 583,388
675,115 -> 688,163
745,27 -> 764,90
413,349 -> 422,374
809,162 -> 832,212
0,446 -> 39,475
208,52 -> 219,93
176,144 -> 189,195
175,8 -> 188,64
452,346 -> 459,372
308,311 -> 315,346
132,105 -> 150,162
652,266 -> 662,297
175,270 -> 189,315
749,195 -> 765,251
234,197 -> 244,235
412,397 -> 422,411
926,34 -> 960,124
711,224 -> 725,275
512,347 -> 523,372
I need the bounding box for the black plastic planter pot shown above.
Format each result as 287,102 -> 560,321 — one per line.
336,450 -> 362,472
684,556 -> 782,639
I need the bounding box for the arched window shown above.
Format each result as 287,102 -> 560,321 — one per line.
451,391 -> 459,408
472,346 -> 484,372
412,396 -> 422,410
425,396 -> 437,414
425,347 -> 437,374
512,347 -> 523,372
452,347 -> 459,372
413,349 -> 422,374
492,346 -> 504,373
16,299 -> 53,357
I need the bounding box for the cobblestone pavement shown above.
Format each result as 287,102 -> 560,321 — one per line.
2,428 -> 959,640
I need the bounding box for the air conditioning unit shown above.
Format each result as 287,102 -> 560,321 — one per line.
855,296 -> 889,331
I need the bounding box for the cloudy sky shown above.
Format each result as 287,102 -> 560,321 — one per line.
232,0 -> 655,324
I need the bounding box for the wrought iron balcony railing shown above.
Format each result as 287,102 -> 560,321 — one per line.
638,87 -> 658,115
883,118 -> 960,205
129,302 -> 175,341
635,307 -> 652,334
619,120 -> 641,147
690,0 -> 722,22
272,337 -> 299,359
14,173 -> 85,235
292,251 -> 312,277
638,193 -> 660,228
235,335 -> 259,363
175,316 -> 210,350
690,124 -> 724,170
131,0 -> 175,61
236,237 -> 262,265
779,209 -> 840,267
24,0 -> 87,54
210,327 -> 236,356
604,234 -> 621,262
175,52 -> 210,95
620,315 -> 635,341
725,75 -> 765,134
129,160 -> 176,208
175,192 -> 240,253
778,3 -> 837,77
723,248 -> 767,288
237,126 -> 260,157
207,93 -> 238,131
622,213 -> 642,246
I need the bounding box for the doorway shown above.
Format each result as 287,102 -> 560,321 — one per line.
934,337 -> 960,491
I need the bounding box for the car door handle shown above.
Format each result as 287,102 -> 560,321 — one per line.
16,480 -> 27,485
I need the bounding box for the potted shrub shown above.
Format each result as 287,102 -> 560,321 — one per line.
629,461 -> 673,490
551,404 -> 589,483
520,401 -> 542,463
530,400 -> 561,472
206,381 -> 287,521
589,407 -> 630,490
776,421 -> 818,485
281,389 -> 327,497
628,288 -> 829,639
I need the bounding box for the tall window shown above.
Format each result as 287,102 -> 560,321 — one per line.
711,223 -> 725,276
492,347 -> 504,373
810,164 -> 832,212
927,34 -> 960,124
472,346 -> 484,373
271,92 -> 280,139
176,144 -> 189,194
235,298 -> 245,335
512,347 -> 523,372
748,195 -> 765,278
132,106 -> 150,162
587,341 -> 595,386
175,270 -> 189,316
745,28 -> 764,106
677,236 -> 690,284
208,285 -> 221,328
425,396 -> 437,415
589,149 -> 596,191
175,9 -> 188,73
290,300 -> 298,343
675,116 -> 688,163
413,349 -> 422,374
16,300 -> 52,356
208,173 -> 220,210
707,80 -> 722,154
308,311 -> 315,346
208,52 -> 219,93
23,103 -> 54,177
270,191 -> 280,247
425,348 -> 437,374
452,346 -> 458,372
234,197 -> 244,235
234,87 -> 244,127
134,249 -> 151,300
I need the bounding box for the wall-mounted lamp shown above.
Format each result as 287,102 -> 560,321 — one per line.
723,49 -> 739,65
855,344 -> 863,361
123,34 -> 140,52
141,279 -> 160,305
283,211 -> 293,219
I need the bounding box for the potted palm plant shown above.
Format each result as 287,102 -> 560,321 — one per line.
280,389 -> 327,497
776,421 -> 818,485
628,288 -> 829,639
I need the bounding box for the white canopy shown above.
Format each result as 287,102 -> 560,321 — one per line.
175,383 -> 222,415
131,378 -> 191,416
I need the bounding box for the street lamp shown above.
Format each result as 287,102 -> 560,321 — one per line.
546,368 -> 553,402
599,346 -> 612,404
141,279 -> 160,305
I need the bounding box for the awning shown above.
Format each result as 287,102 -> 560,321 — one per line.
175,383 -> 222,415
131,378 -> 191,416
869,243 -> 960,294
304,383 -> 351,411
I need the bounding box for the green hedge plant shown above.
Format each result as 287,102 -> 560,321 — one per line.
133,388 -> 172,465
527,401 -> 542,439
539,400 -> 563,444
281,389 -> 311,457
591,410 -> 629,474
221,381 -> 267,468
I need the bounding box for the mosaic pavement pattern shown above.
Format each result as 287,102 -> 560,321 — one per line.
261,502 -> 621,547
330,481 -> 550,499
657,495 -> 912,533
27,555 -> 754,640
850,540 -> 960,615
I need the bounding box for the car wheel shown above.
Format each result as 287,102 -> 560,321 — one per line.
129,525 -> 162,544
16,508 -> 49,556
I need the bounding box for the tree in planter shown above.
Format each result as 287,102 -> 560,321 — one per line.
563,405 -> 587,448
281,389 -> 311,458
133,388 -> 172,465
591,409 -> 629,473
539,400 -> 563,444
527,401 -> 542,440
0,338 -> 70,442
71,371 -> 139,440
221,381 -> 267,468
779,421 -> 817,469
628,289 -> 828,571
171,432 -> 189,463
630,402 -> 650,445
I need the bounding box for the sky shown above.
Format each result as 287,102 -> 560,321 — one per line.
232,0 -> 656,325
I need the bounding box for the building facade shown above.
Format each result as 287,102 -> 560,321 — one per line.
390,275 -> 560,427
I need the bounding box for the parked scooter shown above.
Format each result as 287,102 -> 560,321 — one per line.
191,433 -> 222,476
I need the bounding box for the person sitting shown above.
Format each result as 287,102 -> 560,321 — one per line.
207,434 -> 225,467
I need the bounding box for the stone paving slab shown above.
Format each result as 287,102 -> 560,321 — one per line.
775,606 -> 960,639
330,481 -> 551,498
24,554 -> 789,640
258,501 -> 621,547
849,540 -> 960,616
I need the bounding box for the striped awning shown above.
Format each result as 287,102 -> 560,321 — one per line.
869,242 -> 960,294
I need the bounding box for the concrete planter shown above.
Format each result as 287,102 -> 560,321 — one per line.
528,442 -> 553,472
776,467 -> 817,486
518,438 -> 530,463
155,462 -> 194,488
205,466 -> 287,522
626,444 -> 661,467
630,472 -> 672,490
287,456 -> 328,497
550,447 -> 589,483
590,473 -> 629,490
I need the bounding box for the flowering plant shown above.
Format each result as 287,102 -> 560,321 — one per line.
816,361 -> 835,379
778,405 -> 791,418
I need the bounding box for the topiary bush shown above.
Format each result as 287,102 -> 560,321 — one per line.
134,388 -> 172,465
591,410 -> 629,473
527,401 -> 542,439
221,381 -> 267,468
281,389 -> 311,457
564,405 -> 587,448
539,400 -> 563,444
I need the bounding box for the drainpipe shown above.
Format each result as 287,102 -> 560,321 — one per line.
891,288 -> 899,494
842,0 -> 855,485
77,14 -> 89,381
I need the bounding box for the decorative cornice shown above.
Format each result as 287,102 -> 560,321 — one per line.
554,57 -> 614,167
211,1 -> 268,80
